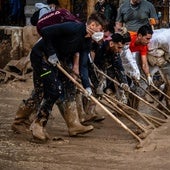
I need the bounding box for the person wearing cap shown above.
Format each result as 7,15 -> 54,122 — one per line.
11,11 -> 107,141
35,0 -> 60,19
28,12 -> 108,140
11,1 -> 78,135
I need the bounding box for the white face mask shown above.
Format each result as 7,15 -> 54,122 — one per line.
91,32 -> 104,42
123,44 -> 129,51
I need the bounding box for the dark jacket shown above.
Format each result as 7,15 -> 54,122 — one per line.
40,21 -> 92,88
93,41 -> 128,85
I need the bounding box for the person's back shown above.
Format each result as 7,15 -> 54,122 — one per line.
31,0 -> 60,26
28,12 -> 108,140
44,22 -> 86,57
147,28 -> 170,109
37,8 -> 79,35
116,0 -> 158,32
148,28 -> 170,55
147,28 -> 170,69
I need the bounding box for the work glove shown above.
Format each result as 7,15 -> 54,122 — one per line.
96,79 -> 106,95
48,54 -> 59,66
120,83 -> 130,92
132,75 -> 140,86
147,74 -> 153,86
119,90 -> 128,104
96,85 -> 104,95
85,87 -> 92,97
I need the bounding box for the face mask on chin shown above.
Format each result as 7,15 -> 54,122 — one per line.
91,32 -> 104,42
123,44 -> 130,51
87,26 -> 104,42
98,0 -> 105,3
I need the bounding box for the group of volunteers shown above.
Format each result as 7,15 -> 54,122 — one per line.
11,0 -> 170,141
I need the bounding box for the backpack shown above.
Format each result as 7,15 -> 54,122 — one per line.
30,7 -> 47,26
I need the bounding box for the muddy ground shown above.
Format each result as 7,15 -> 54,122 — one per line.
0,76 -> 170,170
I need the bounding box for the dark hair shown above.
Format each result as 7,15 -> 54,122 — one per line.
87,12 -> 108,31
111,33 -> 123,43
105,22 -> 115,33
122,32 -> 131,44
46,0 -> 60,6
137,24 -> 153,36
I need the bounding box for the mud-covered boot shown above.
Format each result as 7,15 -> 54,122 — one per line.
128,93 -> 139,110
30,97 -> 54,140
84,99 -> 105,122
76,91 -> 86,123
30,117 -> 49,140
116,89 -> 128,105
105,88 -> 115,98
11,100 -> 34,133
58,101 -> 94,136
144,93 -> 154,103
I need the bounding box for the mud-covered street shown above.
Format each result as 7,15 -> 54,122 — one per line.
0,77 -> 170,170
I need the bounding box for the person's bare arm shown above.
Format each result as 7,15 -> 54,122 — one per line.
141,55 -> 153,85
141,55 -> 150,76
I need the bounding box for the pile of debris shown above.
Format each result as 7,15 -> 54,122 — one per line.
0,26 -> 39,83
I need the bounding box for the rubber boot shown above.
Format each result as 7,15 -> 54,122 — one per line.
76,91 -> 86,123
117,89 -> 128,105
58,101 -> 94,136
84,99 -> 105,122
11,100 -> 34,133
91,103 -> 105,122
144,93 -> 154,103
105,88 -> 115,98
30,116 -> 49,140
128,93 -> 139,110
30,97 -> 54,140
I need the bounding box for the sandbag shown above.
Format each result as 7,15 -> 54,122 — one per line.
147,54 -> 167,67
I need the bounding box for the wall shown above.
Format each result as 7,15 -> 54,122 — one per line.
0,26 -> 39,68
